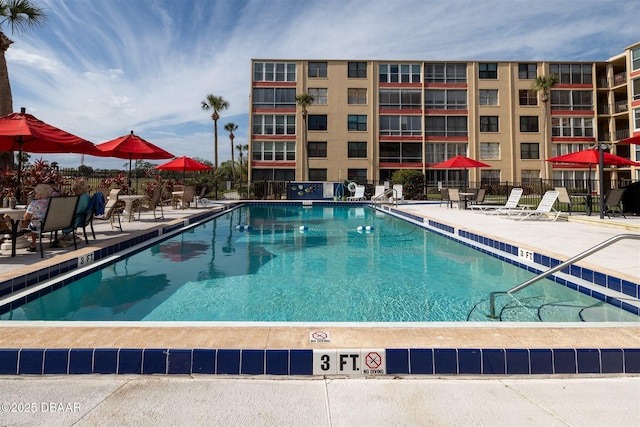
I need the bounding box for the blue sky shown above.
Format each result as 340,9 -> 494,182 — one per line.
6,0 -> 639,170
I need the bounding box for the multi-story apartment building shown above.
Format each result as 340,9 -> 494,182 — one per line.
249,42 -> 640,191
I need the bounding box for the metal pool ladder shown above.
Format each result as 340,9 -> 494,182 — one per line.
488,233 -> 640,319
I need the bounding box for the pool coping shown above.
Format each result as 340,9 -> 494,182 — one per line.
0,201 -> 638,376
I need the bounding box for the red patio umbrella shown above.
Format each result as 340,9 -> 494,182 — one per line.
546,148 -> 640,167
0,108 -> 100,201
154,156 -> 211,180
618,134 -> 640,145
432,155 -> 491,191
95,130 -> 173,187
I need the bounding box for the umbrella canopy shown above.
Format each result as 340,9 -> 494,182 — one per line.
546,149 -> 640,167
432,155 -> 491,191
618,134 -> 640,145
431,155 -> 491,169
154,156 -> 211,172
95,130 -> 173,188
0,108 -> 99,201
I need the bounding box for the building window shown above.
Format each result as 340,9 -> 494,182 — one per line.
348,115 -> 367,131
551,90 -> 593,110
479,116 -> 499,132
481,169 -> 501,184
551,143 -> 593,157
308,88 -> 327,105
308,115 -> 327,131
379,89 -> 421,109
551,117 -> 594,137
425,116 -> 468,137
379,115 -> 422,136
252,88 -> 296,109
309,169 -> 327,181
253,62 -> 296,82
479,89 -> 498,106
347,169 -> 367,184
480,143 -> 499,160
379,64 -> 421,83
424,63 -> 467,83
308,62 -> 327,78
308,141 -> 327,157
521,170 -> 539,182
381,143 -> 422,163
549,64 -> 592,84
425,89 -> 467,110
479,63 -> 497,79
519,90 -> 537,106
633,47 -> 640,71
348,62 -> 367,78
252,141 -> 296,161
348,88 -> 367,104
348,142 -> 367,158
252,115 -> 296,135
520,143 -> 540,159
633,78 -> 640,101
424,143 -> 467,163
518,63 -> 537,79
635,108 -> 640,131
520,116 -> 539,132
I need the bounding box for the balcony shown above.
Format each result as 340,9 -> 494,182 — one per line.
613,72 -> 627,86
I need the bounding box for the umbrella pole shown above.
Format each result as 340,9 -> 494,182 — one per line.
16,146 -> 23,203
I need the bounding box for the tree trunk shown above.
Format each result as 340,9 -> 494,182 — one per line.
212,111 -> 219,169
0,32 -> 14,169
230,134 -> 236,181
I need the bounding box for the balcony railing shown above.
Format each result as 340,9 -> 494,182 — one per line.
613,72 -> 627,86
614,100 -> 628,113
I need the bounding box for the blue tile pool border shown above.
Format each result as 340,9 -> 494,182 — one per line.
0,347 -> 638,376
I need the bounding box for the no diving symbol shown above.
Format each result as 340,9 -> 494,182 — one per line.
312,331 -> 328,340
365,352 -> 382,369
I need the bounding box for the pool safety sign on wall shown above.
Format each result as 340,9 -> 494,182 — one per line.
313,349 -> 386,375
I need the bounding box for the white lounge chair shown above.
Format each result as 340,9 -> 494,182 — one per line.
347,185 -> 366,201
392,184 -> 403,202
469,188 -> 523,213
500,190 -> 560,221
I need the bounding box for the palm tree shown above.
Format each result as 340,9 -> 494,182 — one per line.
236,143 -> 248,181
295,93 -> 314,180
531,74 -> 558,180
0,0 -> 46,168
224,122 -> 238,181
201,94 -> 229,169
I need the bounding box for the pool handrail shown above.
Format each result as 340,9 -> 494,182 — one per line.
488,233 -> 640,319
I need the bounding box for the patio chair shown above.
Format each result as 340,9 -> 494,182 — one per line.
93,188 -> 123,230
347,185 -> 366,201
447,188 -> 461,209
500,190 -> 560,221
554,187 -> 586,215
26,195 -> 80,258
439,188 -> 450,207
175,185 -> 196,209
194,186 -> 209,208
472,188 -> 486,205
603,188 -> 626,218
131,186 -> 164,221
469,188 -> 523,213
392,184 -> 404,202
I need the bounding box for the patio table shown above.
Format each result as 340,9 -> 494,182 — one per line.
118,195 -> 149,222
0,207 -> 27,257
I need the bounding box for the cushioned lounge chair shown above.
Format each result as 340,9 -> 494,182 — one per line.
469,188 -> 523,213
499,190 -> 560,221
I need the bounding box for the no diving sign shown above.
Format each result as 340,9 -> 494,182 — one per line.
312,349 -> 386,375
309,331 -> 331,343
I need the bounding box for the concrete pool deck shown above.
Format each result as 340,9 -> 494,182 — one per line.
0,201 -> 638,425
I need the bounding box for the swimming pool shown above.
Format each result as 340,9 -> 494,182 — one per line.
1,204 -> 638,322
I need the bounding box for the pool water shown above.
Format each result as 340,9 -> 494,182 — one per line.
2,205 -> 637,322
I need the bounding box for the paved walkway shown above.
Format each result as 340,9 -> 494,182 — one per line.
0,375 -> 638,426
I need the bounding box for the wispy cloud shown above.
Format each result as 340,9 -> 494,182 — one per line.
3,0 -> 638,169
